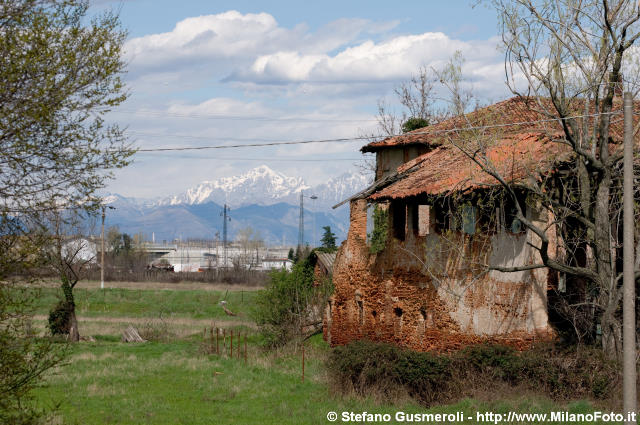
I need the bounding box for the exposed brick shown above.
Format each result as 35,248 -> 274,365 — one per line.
324,214 -> 552,352
349,198 -> 368,241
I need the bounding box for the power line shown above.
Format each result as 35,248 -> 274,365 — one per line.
134,154 -> 366,162
129,109 -> 623,153
134,136 -> 373,152
128,131 -> 291,142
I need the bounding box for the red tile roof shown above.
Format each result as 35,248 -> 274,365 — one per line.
362,97 -> 558,153
361,96 -> 632,153
367,96 -> 637,200
370,132 -> 568,200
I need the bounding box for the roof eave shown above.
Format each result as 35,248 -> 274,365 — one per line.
331,161 -> 424,209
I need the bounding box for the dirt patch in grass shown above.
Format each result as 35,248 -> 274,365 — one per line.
32,315 -> 255,340
34,315 -> 254,327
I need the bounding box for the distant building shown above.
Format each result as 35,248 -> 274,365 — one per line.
311,251 -> 336,286
62,237 -> 97,263
261,258 -> 293,271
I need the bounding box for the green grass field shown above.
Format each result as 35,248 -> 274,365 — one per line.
28,285 -> 257,319
30,282 -> 602,425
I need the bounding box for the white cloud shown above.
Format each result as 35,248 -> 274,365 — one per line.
108,11 -> 515,199
167,97 -> 270,117
227,32 -> 502,91
126,12 -> 283,62
124,11 -> 395,80
124,11 -> 506,99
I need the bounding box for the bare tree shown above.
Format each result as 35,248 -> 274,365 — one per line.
371,66 -> 442,137
435,0 -> 640,358
433,51 -> 478,116
45,212 -> 96,342
236,227 -> 264,270
357,67 -> 443,178
394,65 -> 441,132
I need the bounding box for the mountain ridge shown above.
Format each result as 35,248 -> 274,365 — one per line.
103,165 -> 370,244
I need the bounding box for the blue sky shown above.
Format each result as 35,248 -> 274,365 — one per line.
97,1 -> 499,40
91,1 -> 510,199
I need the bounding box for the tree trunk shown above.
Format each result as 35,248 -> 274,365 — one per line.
68,310 -> 79,342
594,172 -> 620,359
601,310 -> 622,359
62,278 -> 80,342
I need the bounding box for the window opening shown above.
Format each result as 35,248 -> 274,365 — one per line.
392,202 -> 406,241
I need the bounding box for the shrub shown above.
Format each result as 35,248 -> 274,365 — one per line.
401,117 -> 430,133
1,283 -> 64,425
460,343 -> 523,382
328,340 -> 621,406
328,340 -> 451,404
251,259 -> 332,347
48,300 -> 73,335
138,319 -> 173,342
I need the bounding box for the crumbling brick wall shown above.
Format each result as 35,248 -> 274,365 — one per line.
324,199 -> 552,352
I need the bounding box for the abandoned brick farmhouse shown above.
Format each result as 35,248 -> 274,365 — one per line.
323,96 -> 633,351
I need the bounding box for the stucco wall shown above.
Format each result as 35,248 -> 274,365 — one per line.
376,149 -> 405,180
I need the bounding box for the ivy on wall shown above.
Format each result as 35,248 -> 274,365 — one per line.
368,205 -> 389,254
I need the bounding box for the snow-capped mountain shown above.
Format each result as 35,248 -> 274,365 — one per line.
101,166 -> 371,244
312,172 -> 371,209
159,165 -> 310,207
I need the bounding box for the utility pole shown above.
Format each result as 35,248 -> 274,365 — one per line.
221,204 -> 231,268
215,231 -> 219,268
298,193 -> 318,249
100,205 -> 115,290
623,92 -> 636,425
101,207 -> 105,290
298,192 -> 304,249
311,195 -> 318,247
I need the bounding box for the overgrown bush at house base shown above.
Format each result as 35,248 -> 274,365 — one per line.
328,340 -> 452,405
328,340 -> 621,407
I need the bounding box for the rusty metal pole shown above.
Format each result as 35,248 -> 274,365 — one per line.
623,92 -> 637,425
216,328 -> 219,355
230,330 -> 233,358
